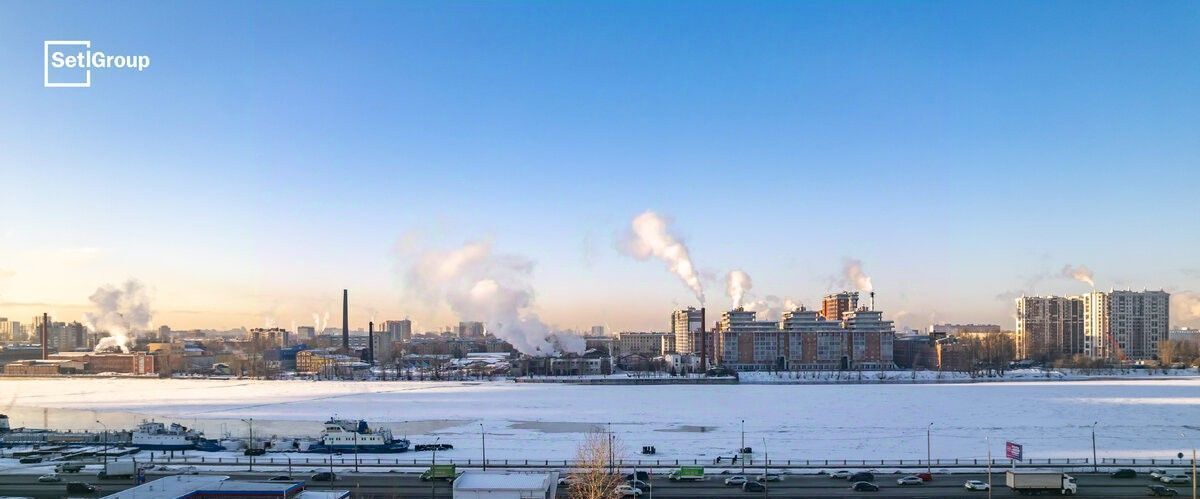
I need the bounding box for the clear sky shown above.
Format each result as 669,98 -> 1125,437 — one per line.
1,1 -> 1198,333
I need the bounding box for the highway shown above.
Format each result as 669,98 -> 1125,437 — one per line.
0,470 -> 1188,498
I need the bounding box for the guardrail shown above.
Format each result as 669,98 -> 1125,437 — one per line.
127,455 -> 1198,470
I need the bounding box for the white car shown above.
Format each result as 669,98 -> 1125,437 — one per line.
615,484 -> 642,497
756,474 -> 783,482
724,475 -> 748,486
897,475 -> 923,485
830,470 -> 852,479
1161,474 -> 1191,484
37,474 -> 61,483
1150,468 -> 1169,479
964,480 -> 990,491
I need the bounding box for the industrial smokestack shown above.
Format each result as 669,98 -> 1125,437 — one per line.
870,291 -> 875,311
367,321 -> 374,365
41,313 -> 48,360
699,307 -> 707,372
342,289 -> 349,352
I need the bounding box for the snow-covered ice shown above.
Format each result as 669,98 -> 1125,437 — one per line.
1,377 -> 1197,462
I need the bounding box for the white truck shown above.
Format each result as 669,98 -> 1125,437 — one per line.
97,461 -> 138,479
1005,469 -> 1077,495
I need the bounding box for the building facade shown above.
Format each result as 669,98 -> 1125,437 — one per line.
1015,296 -> 1085,360
821,292 -> 859,320
714,305 -> 895,371
1082,290 -> 1169,360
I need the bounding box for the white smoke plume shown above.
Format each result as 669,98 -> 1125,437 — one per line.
85,279 -> 152,353
725,270 -> 752,309
312,311 -> 329,334
1172,292 -> 1200,327
621,211 -> 705,304
1061,265 -> 1095,287
402,240 -> 584,356
742,295 -> 802,322
841,258 -> 873,293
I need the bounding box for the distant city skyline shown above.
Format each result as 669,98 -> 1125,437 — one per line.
2,2 -> 1198,332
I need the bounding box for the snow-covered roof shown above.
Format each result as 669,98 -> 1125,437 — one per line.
453,471 -> 554,491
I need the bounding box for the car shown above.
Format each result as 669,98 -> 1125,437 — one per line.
179,466 -> 198,475
1148,485 -> 1179,496
742,481 -> 766,492
897,475 -> 923,485
628,479 -> 650,489
19,456 -> 43,464
830,470 -> 852,479
848,472 -> 875,482
1151,468 -> 1170,479
724,475 -> 748,486
1112,469 -> 1138,479
851,481 -> 879,492
558,476 -> 576,487
964,480 -> 990,491
756,473 -> 783,482
66,482 -> 97,493
1160,474 -> 1191,484
309,472 -> 337,482
37,474 -> 61,483
624,471 -> 650,481
915,472 -> 933,481
614,484 -> 642,497
268,475 -> 293,481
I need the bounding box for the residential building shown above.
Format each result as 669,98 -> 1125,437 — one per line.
0,318 -> 26,343
296,326 -> 316,340
821,292 -> 859,320
1082,290 -> 1170,361
383,319 -> 412,342
456,321 -> 485,338
613,331 -> 671,358
712,304 -> 895,371
1171,327 -> 1200,343
1015,296 -> 1084,360
928,323 -> 1002,340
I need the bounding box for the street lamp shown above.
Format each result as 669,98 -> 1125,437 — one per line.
431,436 -> 442,499
480,423 -> 487,471
240,418 -> 254,472
95,420 -> 109,465
1090,422 -> 1098,473
926,423 -> 933,476
740,419 -> 746,477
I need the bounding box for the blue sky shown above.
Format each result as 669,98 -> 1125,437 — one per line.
1,1 -> 1198,332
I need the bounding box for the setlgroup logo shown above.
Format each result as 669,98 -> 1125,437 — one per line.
43,40 -> 151,88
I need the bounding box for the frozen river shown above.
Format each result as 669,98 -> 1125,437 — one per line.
1,377 -> 1197,461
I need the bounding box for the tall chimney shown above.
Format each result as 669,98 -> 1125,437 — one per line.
41,313 -> 48,360
870,291 -> 876,311
699,307 -> 707,372
367,321 -> 374,365
342,289 -> 349,352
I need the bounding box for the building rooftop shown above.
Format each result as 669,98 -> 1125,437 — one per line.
453,470 -> 556,491
101,475 -> 309,498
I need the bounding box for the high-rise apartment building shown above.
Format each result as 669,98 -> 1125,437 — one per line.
716,305 -> 895,371
383,320 -> 412,343
456,321 -> 485,338
821,292 -> 859,321
1081,290 -> 1169,360
0,318 -> 26,343
1015,296 -> 1084,360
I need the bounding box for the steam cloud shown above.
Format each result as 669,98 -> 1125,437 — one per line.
725,270 -> 752,309
1061,265 -> 1095,287
1173,292 -> 1200,326
85,279 -> 152,353
841,258 -> 873,292
621,211 -> 705,304
402,240 -> 584,356
743,295 -> 802,322
312,311 -> 329,334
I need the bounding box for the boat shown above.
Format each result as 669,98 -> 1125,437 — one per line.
131,421 -> 224,451
0,414 -> 131,448
306,418 -> 409,453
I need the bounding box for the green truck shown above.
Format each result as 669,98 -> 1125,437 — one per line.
668,466 -> 705,481
420,464 -> 458,481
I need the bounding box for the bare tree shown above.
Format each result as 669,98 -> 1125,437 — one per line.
568,430 -> 625,499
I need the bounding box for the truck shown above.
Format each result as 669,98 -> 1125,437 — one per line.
97,461 -> 138,479
668,466 -> 705,481
420,464 -> 458,481
54,462 -> 84,473
1005,470 -> 1077,495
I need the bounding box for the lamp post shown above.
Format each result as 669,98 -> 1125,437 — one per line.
431,436 -> 441,499
762,437 -> 769,498
986,435 -> 992,499
926,423 -> 933,476
480,423 -> 487,471
95,420 -> 108,465
241,418 -> 254,471
1091,422 -> 1098,473
740,419 -> 746,477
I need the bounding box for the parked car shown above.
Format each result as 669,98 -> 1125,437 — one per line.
830,470 -> 852,479
624,471 -> 650,481
851,481 -> 879,492
66,482 -> 97,493
848,472 -> 875,482
37,474 -> 61,483
964,479 -> 990,491
614,484 -> 642,497
756,473 -> 783,482
309,472 -> 337,482
18,456 -> 43,464
724,475 -> 748,486
628,479 -> 650,490
558,476 -> 576,487
1111,469 -> 1137,479
1148,485 -> 1179,496
1150,468 -> 1170,479
915,472 -> 933,481
1160,474 -> 1191,484
896,475 -> 923,485
742,481 -> 766,492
